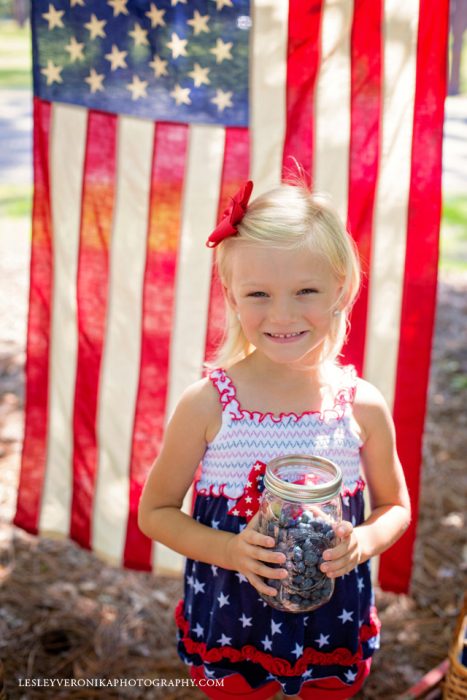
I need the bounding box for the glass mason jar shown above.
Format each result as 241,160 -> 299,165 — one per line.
258,454 -> 342,613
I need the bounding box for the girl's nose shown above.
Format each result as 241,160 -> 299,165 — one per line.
269,297 -> 295,324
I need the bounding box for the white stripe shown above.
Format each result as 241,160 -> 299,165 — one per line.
92,116 -> 154,562
153,124 -> 225,575
39,104 -> 87,535
314,0 -> 353,219
250,0 -> 288,194
364,0 -> 419,409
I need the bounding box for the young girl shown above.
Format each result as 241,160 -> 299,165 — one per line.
138,180 -> 411,700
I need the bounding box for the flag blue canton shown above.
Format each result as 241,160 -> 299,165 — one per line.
32,0 -> 250,126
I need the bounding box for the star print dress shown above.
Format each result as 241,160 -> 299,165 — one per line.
175,366 -> 381,696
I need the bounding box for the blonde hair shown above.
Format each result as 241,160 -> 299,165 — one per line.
206,180 -> 361,369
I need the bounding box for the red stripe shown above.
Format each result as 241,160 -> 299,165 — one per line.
204,127 -> 250,366
70,111 -> 117,549
201,127 -> 249,517
14,98 -> 52,534
379,0 -> 449,593
123,123 -> 189,570
282,0 -> 324,180
342,0 -> 383,375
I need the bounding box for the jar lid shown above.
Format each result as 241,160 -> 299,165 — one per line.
264,454 -> 342,503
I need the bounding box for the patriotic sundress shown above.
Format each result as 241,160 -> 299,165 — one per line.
175,365 -> 381,696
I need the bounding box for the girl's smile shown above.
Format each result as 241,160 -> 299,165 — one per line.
264,330 -> 309,343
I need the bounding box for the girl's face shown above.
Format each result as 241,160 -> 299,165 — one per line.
225,243 -> 343,367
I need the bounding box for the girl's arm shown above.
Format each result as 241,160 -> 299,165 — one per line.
137,379 -> 287,595
320,378 -> 411,578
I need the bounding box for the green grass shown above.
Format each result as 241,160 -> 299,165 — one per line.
0,185 -> 32,219
0,19 -> 32,89
440,196 -> 467,272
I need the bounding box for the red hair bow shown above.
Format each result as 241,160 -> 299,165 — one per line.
206,180 -> 253,248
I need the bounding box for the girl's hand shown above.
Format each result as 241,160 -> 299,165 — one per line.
224,512 -> 288,597
320,521 -> 362,578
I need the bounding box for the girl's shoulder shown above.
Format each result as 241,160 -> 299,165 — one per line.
352,376 -> 394,442
177,375 -> 222,415
171,375 -> 222,443
353,376 -> 389,409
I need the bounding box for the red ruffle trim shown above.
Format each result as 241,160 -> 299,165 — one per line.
196,483 -> 230,498
208,367 -> 358,424
197,477 -> 366,502
175,600 -> 380,676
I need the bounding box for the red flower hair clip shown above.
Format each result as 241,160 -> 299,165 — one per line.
206,180 -> 253,248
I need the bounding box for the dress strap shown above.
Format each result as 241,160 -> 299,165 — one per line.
335,365 -> 358,406
208,369 -> 238,410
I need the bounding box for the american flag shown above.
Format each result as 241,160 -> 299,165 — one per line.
14,0 -> 449,593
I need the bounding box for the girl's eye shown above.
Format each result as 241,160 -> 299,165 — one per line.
246,291 -> 268,298
298,288 -> 318,295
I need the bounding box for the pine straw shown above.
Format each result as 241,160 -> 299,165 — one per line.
0,273 -> 466,700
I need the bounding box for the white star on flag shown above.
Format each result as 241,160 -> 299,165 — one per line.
172,0 -> 187,5
85,68 -> 105,93
188,63 -> 210,87
84,14 -> 107,40
166,32 -> 188,59
338,608 -> 354,624
315,633 -> 330,648
193,623 -> 204,637
107,0 -> 129,17
239,614 -> 252,628
217,592 -> 230,607
193,578 -> 205,594
292,643 -> 304,659
42,4 -> 64,30
105,45 -> 128,71
216,0 -> 233,9
211,565 -> 218,576
217,633 -> 232,645
271,620 -> 282,635
210,38 -> 233,64
170,84 -> 191,106
146,3 -> 166,28
244,496 -> 252,503
70,0 -> 85,6
187,10 -> 210,36
126,75 -> 148,100
357,576 -> 365,592
65,37 -> 85,62
186,575 -> 194,587
129,23 -> 149,47
261,635 -> 273,651
303,669 -> 313,679
149,55 -> 168,78
41,60 -> 63,85
211,519 -> 220,529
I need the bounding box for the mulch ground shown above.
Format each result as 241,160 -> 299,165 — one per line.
0,272 -> 466,700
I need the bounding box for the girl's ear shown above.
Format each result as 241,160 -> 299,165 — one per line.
223,285 -> 238,313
